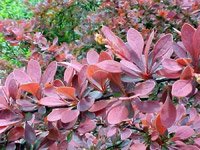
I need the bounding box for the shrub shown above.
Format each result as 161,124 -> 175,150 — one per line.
0,24 -> 200,149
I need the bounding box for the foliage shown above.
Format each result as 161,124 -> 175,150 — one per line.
0,23 -> 200,149
0,0 -> 41,67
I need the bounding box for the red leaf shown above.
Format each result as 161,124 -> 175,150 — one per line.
27,59 -> 41,83
56,86 -> 76,100
180,66 -> 194,80
41,61 -> 57,84
133,80 -> 156,96
181,23 -> 195,58
96,60 -> 122,73
87,49 -> 99,64
20,83 -> 40,96
61,109 -> 79,123
127,28 -> 144,58
193,25 -> 200,61
0,126 -> 9,134
160,94 -> 176,128
172,79 -> 193,97
107,105 -> 129,124
173,126 -> 195,140
89,100 -> 109,112
99,51 -> 112,62
155,114 -> 167,135
39,97 -> 67,107
8,127 -> 24,142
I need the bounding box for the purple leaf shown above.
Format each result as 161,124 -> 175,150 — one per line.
61,109 -> 79,123
25,122 -> 36,144
127,28 -> 144,58
27,59 -> 41,83
107,105 -> 129,124
39,97 -> 67,107
173,126 -> 195,140
153,34 -> 173,61
160,94 -> 176,128
181,23 -> 195,58
41,61 -> 57,84
172,79 -> 193,97
162,58 -> 183,72
133,80 -> 156,96
77,97 -> 94,112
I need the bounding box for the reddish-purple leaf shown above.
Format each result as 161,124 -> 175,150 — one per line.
101,26 -> 130,59
39,97 -> 67,107
135,99 -> 160,113
99,51 -> 112,62
64,66 -> 74,85
56,86 -> 76,100
0,96 -> 9,109
153,34 -> 173,61
41,61 -> 57,84
27,59 -> 41,83
0,126 -> 9,134
78,119 -> 96,134
77,97 -> 94,111
130,143 -> 147,150
193,25 -> 200,63
8,127 -> 24,142
162,58 -> 183,72
133,80 -> 156,96
25,122 -> 36,144
107,105 -> 129,124
180,66 -> 194,80
173,42 -> 187,58
96,60 -> 121,73
172,79 -> 193,97
181,23 -> 195,58
120,59 -> 142,74
173,126 -> 195,140
144,30 -> 154,67
13,69 -> 31,84
89,100 -> 109,112
8,79 -> 18,99
121,128 -> 132,140
127,28 -> 144,58
61,109 -> 79,123
47,109 -> 65,122
160,94 -> 176,128
157,69 -> 181,79
87,49 -> 99,64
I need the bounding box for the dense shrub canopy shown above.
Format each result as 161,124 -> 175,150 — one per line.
0,0 -> 200,149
